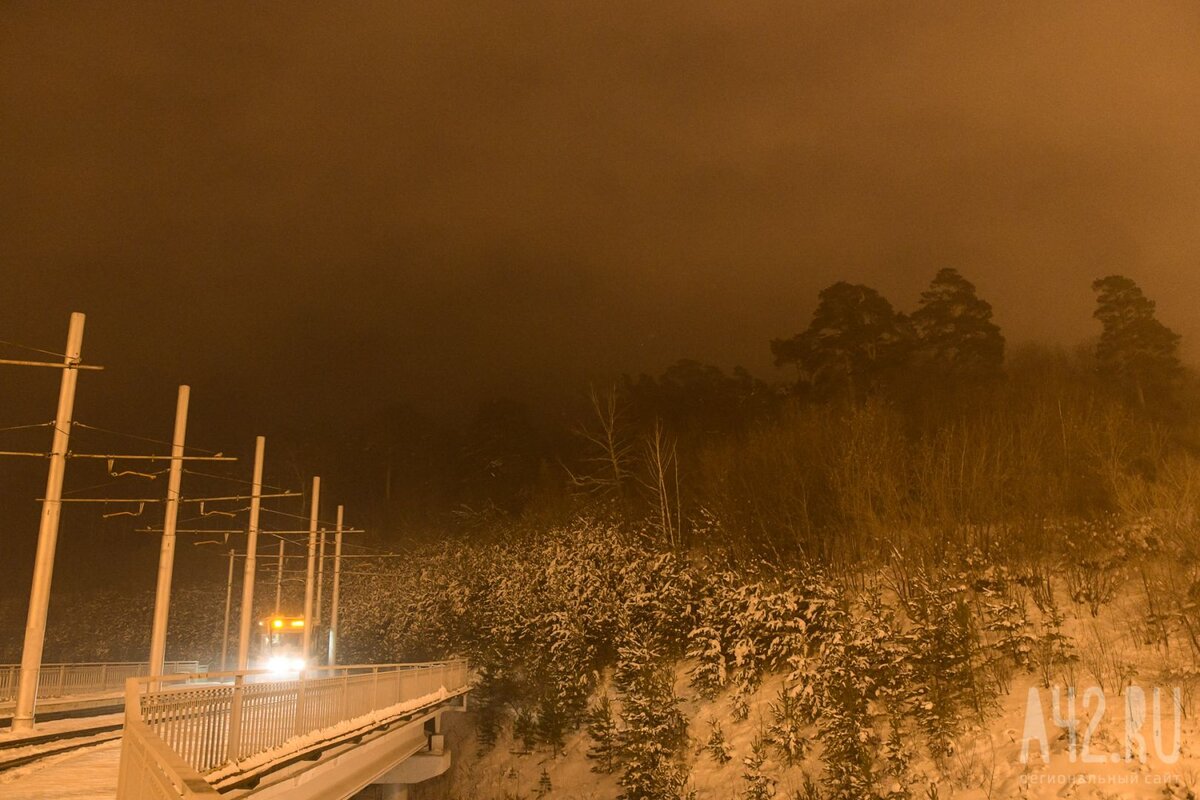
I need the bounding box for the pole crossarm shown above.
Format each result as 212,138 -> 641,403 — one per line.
136,528 -> 366,534
68,453 -> 238,461
0,357 -> 103,370
3,453 -> 235,461
41,492 -> 301,503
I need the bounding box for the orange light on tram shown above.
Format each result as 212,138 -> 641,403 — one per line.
290,620 -> 305,628
273,619 -> 284,628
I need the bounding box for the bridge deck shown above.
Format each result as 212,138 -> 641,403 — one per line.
1,738 -> 122,799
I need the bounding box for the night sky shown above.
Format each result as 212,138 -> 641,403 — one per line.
2,4 -> 1199,591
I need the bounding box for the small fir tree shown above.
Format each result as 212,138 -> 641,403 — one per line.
741,731 -> 777,800
586,694 -> 620,774
705,718 -> 732,765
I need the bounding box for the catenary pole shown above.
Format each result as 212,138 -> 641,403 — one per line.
301,477 -> 320,662
13,312 -> 85,731
235,436 -> 265,670
315,526 -> 326,625
274,536 -> 284,614
328,505 -> 344,665
148,385 -> 189,679
221,547 -> 235,670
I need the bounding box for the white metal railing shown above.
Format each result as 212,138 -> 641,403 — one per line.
0,661 -> 202,703
116,661 -> 469,800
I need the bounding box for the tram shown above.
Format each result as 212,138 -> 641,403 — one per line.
257,614 -> 307,673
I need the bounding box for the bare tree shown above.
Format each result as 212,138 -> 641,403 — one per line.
639,419 -> 683,550
565,384 -> 636,499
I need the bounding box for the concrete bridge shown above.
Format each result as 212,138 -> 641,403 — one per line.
116,660 -> 469,800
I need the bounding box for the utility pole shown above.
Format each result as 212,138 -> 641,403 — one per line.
315,526 -> 326,625
235,437 -> 265,670
301,477 -> 320,662
328,505 -> 344,665
273,536 -> 285,614
13,312 -> 85,731
221,547 -> 235,671
148,385 -> 189,679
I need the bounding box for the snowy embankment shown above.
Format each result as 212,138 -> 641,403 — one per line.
434,577 -> 1200,800
441,666 -> 1199,800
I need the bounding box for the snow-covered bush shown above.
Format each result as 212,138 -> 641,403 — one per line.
686,565 -> 839,708
586,694 -> 620,773
704,718 -> 732,765
789,598 -> 906,799
766,687 -> 807,766
899,572 -> 983,761
740,731 -> 777,800
614,633 -> 691,800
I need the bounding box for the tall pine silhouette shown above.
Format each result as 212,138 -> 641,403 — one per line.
771,282 -> 908,401
909,268 -> 1004,382
1092,275 -> 1181,409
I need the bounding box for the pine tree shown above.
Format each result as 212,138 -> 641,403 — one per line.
513,706 -> 538,753
1092,275 -> 1182,409
819,679 -> 878,799
741,731 -> 777,800
900,575 -> 978,761
586,694 -> 620,774
536,767 -> 553,798
909,268 -> 1004,382
766,687 -> 808,766
705,718 -> 732,765
615,635 -> 690,800
879,724 -> 915,799
771,282 -> 909,401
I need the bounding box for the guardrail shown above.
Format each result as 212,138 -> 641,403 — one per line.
116,660 -> 469,800
0,661 -> 202,703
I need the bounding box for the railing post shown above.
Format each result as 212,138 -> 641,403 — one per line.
117,677 -> 139,791
56,664 -> 66,695
372,667 -> 380,709
294,674 -> 307,736
227,673 -> 245,763
100,663 -> 108,692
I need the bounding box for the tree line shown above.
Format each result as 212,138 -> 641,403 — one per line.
269,270 -> 1191,566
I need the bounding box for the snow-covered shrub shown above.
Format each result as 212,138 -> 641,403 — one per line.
766,686 -> 808,766
536,767 -> 553,797
978,588 -> 1036,693
705,718 -> 732,765
741,731 -> 777,800
686,565 -> 840,709
1058,516 -> 1129,617
1030,601 -> 1077,688
615,634 -> 691,800
586,695 -> 620,773
878,723 -> 918,800
789,599 -> 906,799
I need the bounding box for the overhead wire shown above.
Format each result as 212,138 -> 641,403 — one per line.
0,337 -> 66,359
181,468 -> 293,494
0,421 -> 54,434
72,421 -> 222,455
258,505 -> 344,528
64,478 -> 145,497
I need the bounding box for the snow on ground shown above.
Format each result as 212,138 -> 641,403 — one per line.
0,739 -> 119,800
0,713 -> 123,743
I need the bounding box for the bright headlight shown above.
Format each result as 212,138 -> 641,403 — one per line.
265,656 -> 307,674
